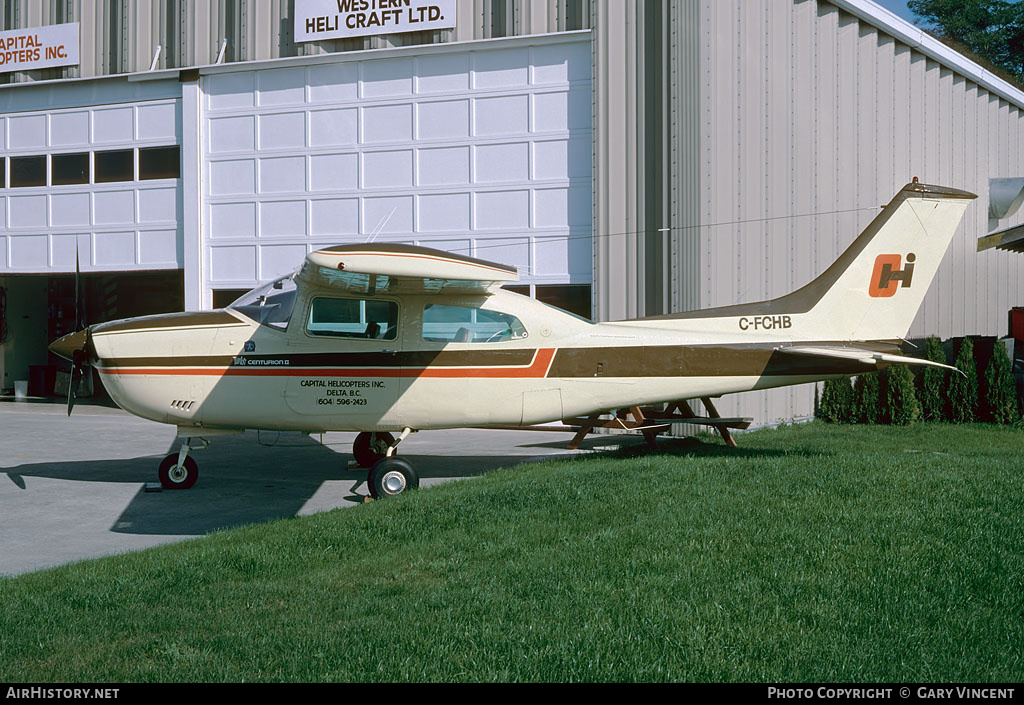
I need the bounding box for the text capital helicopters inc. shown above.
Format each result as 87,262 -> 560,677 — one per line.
50,181 -> 971,498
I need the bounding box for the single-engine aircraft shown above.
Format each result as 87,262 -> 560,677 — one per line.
50,181 -> 973,498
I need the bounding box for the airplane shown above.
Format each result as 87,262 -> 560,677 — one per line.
49,181 -> 973,499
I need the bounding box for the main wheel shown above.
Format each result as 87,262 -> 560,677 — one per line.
158,454 -> 199,490
353,431 -> 395,468
367,457 -> 418,499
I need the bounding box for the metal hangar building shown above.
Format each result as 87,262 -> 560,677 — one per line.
0,0 -> 1022,424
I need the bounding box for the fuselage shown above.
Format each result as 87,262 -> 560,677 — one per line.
80,285 -> 866,434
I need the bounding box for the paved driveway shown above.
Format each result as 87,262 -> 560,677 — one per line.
0,400 -> 628,576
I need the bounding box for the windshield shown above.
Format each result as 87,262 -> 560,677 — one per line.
228,274 -> 298,330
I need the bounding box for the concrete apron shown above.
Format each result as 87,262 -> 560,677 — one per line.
0,400 -> 637,576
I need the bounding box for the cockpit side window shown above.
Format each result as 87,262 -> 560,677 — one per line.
229,275 -> 298,330
422,304 -> 527,343
306,297 -> 398,340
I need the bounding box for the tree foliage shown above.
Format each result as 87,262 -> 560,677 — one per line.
947,337 -> 979,423
981,340 -> 1020,423
818,377 -> 856,423
916,337 -> 948,421
853,373 -> 882,424
883,364 -> 922,426
908,0 -> 1024,85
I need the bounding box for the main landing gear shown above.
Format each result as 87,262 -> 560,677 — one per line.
158,437 -> 205,490
354,428 -> 418,499
154,431 -> 419,497
352,431 -> 394,468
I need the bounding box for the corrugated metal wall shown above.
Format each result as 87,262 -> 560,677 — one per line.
592,0 -> 702,323
0,0 -> 590,82
696,0 -> 1024,423
593,0 -> 1024,422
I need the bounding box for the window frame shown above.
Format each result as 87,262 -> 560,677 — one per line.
50,152 -> 90,186
303,294 -> 401,342
93,148 -> 135,183
9,155 -> 47,188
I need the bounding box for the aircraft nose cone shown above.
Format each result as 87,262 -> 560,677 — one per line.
49,328 -> 88,361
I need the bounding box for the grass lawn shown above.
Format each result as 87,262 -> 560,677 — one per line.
1,423 -> 1022,682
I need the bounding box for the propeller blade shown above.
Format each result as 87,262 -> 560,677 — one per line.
74,246 -> 81,330
64,243 -> 88,416
67,357 -> 81,416
52,327 -> 91,417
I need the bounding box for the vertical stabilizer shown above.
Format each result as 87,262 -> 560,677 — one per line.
632,182 -> 976,341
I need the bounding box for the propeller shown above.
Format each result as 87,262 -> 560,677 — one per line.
48,245 -> 91,416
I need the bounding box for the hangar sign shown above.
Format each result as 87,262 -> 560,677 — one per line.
0,22 -> 79,72
295,0 -> 456,41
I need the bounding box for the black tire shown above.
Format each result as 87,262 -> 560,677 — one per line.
353,431 -> 395,468
158,453 -> 199,490
367,457 -> 418,499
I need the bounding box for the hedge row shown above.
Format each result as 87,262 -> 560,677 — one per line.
817,336 -> 1020,425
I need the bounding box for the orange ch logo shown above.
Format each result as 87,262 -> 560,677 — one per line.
869,253 -> 916,298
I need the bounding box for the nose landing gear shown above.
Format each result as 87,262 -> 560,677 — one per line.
157,437 -> 206,490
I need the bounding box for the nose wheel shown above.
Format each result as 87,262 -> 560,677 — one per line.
157,437 -> 202,490
158,454 -> 198,489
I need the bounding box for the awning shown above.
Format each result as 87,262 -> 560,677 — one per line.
978,223 -> 1024,253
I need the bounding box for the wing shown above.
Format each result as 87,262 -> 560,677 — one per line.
301,244 -> 519,296
779,344 -> 962,375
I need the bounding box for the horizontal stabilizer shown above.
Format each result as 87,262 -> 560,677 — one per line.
779,345 -> 963,376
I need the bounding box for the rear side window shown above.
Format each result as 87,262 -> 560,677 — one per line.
422,304 -> 527,343
306,297 -> 398,340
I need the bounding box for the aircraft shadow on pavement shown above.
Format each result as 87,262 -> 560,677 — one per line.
517,434 -> 818,461
2,430 -> 571,537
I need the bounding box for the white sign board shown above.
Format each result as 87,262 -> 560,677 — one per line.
295,0 -> 456,42
0,22 -> 79,72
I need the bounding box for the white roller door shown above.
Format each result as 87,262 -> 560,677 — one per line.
0,86 -> 183,274
200,34 -> 592,302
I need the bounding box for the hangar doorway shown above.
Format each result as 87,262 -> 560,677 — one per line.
0,270 -> 184,400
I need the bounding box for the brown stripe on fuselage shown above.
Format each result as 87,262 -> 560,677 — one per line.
92,310 -> 244,334
546,342 -> 898,378
98,341 -> 895,378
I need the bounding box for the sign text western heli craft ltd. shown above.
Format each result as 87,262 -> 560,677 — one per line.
295,0 -> 456,42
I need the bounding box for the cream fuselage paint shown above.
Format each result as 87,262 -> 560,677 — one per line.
89,288 -> 801,434
67,183 -> 974,440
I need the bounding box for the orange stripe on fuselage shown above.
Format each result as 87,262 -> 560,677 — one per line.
98,348 -> 556,380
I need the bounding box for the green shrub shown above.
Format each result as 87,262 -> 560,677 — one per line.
917,337 -> 948,422
947,337 -> 978,423
853,373 -> 881,424
818,377 -> 856,423
981,341 -> 1019,424
883,364 -> 921,425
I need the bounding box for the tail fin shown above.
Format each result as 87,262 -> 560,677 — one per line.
637,182 -> 976,341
